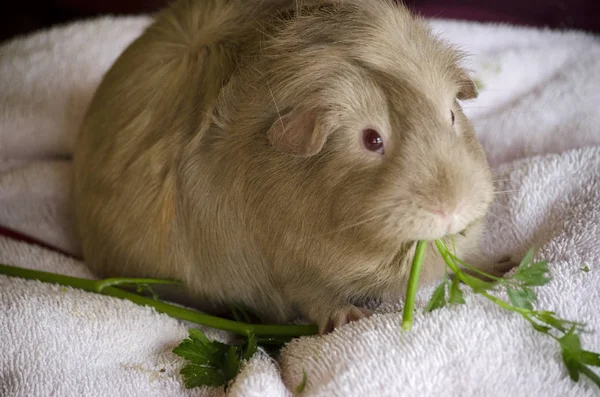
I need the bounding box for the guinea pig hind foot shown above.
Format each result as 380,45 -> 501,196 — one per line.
316,305 -> 373,335
285,286 -> 374,334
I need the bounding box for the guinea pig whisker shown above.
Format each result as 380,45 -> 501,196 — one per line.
489,201 -> 512,211
267,83 -> 284,131
318,213 -> 389,236
247,15 -> 277,41
485,211 -> 523,240
304,148 -> 334,176
492,189 -> 519,195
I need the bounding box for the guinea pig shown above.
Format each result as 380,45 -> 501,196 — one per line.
73,0 -> 504,334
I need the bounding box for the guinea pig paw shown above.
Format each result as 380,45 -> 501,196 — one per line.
493,258 -> 519,276
319,306 -> 373,335
465,256 -> 518,281
481,256 -> 518,278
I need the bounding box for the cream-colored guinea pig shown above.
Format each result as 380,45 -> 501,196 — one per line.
73,0 -> 505,333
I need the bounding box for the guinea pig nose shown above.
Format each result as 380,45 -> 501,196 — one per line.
430,208 -> 449,218
429,201 -> 465,219
428,201 -> 466,236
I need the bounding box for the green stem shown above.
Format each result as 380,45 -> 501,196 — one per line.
435,240 -> 466,278
436,240 -> 494,286
401,241 -> 428,331
435,241 -> 530,316
477,290 -> 530,315
446,252 -> 503,282
579,365 -> 600,388
432,242 -> 600,390
0,264 -> 318,337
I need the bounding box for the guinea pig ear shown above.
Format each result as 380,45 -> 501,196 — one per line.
456,71 -> 478,100
266,109 -> 328,157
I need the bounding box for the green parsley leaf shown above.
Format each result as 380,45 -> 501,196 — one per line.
512,260 -> 551,287
415,241 -> 600,390
223,346 -> 241,381
506,287 -> 534,310
180,364 -> 226,388
518,249 -> 534,268
562,351 -> 581,382
560,328 -> 583,381
578,366 -> 600,388
535,311 -> 568,332
449,276 -> 466,305
296,369 -> 307,393
243,332 -> 258,361
530,322 -> 551,333
535,312 -> 584,333
581,351 -> 600,367
173,328 -> 256,389
424,281 -> 447,312
462,273 -> 496,293
522,286 -> 537,302
172,329 -> 223,365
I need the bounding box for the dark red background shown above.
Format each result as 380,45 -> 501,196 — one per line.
1,0 -> 599,44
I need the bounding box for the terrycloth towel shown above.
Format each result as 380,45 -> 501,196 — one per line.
1,14 -> 600,397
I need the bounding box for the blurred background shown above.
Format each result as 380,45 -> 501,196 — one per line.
1,0 -> 599,44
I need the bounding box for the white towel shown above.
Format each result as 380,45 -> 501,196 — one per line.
1,14 -> 599,397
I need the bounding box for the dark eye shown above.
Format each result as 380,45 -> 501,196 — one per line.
362,128 -> 384,154
451,110 -> 455,125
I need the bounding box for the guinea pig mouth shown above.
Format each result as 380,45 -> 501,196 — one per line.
456,218 -> 480,238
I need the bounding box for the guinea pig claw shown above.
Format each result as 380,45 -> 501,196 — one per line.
491,258 -> 519,277
463,256 -> 518,281
319,306 -> 373,334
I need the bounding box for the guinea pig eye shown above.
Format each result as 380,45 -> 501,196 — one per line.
450,110 -> 455,125
362,128 -> 384,154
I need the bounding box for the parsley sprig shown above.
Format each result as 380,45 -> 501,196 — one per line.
0,264 -> 317,337
172,329 -> 258,389
0,263 -> 310,390
2,236 -> 599,391
402,240 -> 600,388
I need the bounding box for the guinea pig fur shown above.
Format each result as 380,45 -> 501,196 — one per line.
73,0 -> 499,334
